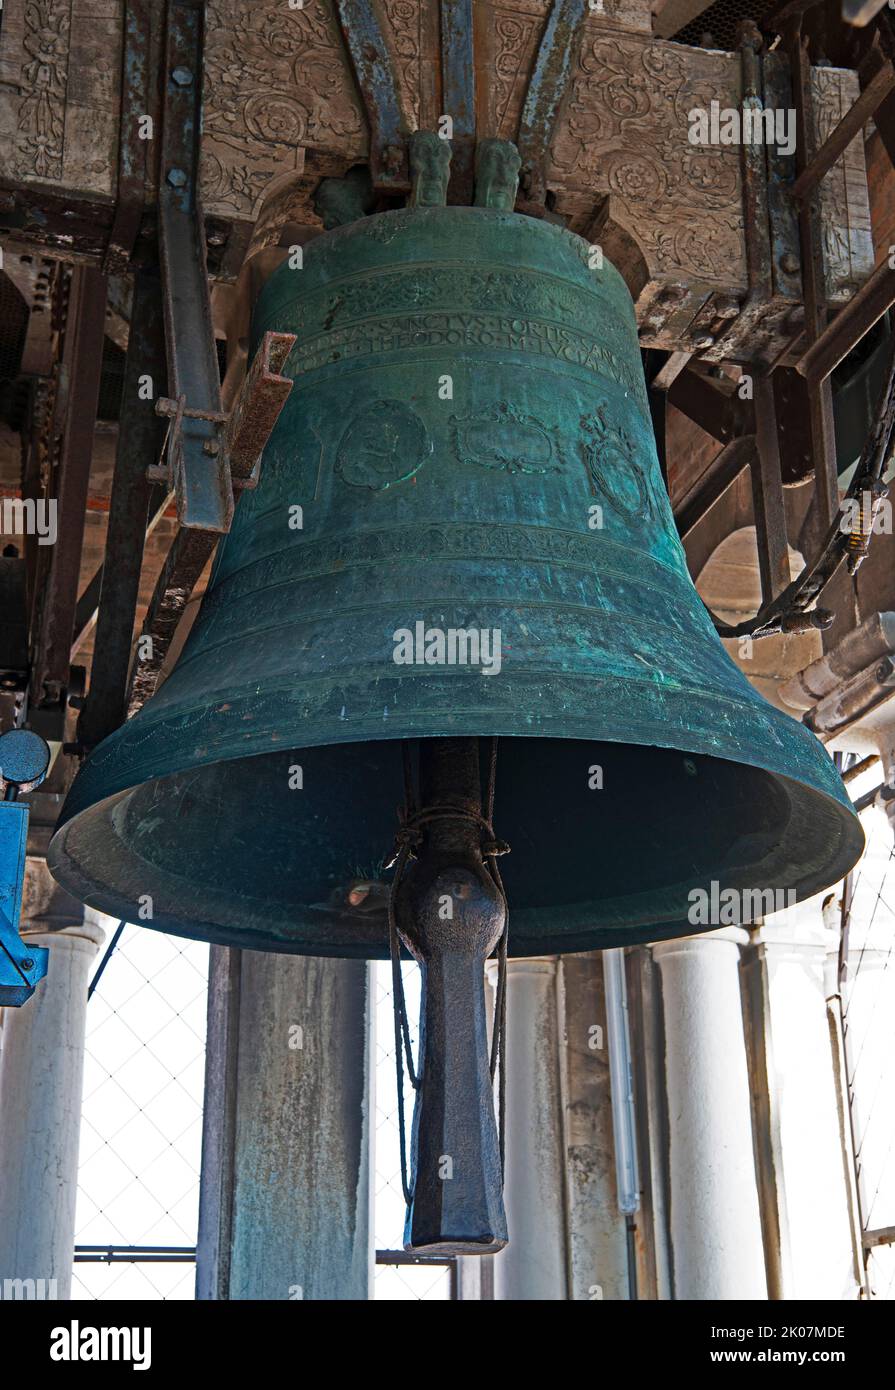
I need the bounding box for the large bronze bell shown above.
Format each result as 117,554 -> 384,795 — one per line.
49,137 -> 863,1256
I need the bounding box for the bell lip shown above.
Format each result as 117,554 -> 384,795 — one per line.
48,725 -> 865,960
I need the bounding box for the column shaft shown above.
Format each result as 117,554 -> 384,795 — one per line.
0,918 -> 104,1297
197,946 -> 374,1300
653,931 -> 767,1300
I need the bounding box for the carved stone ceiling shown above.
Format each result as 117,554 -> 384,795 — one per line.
0,0 -> 875,357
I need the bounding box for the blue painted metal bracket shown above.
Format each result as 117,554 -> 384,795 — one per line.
0,802 -> 48,1007
440,0 -> 476,200
518,0 -> 589,204
336,0 -> 410,191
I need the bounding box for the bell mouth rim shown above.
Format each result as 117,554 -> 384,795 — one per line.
48,720 -> 864,960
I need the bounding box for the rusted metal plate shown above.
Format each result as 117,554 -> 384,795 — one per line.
224,331 -> 296,487
751,376 -> 791,604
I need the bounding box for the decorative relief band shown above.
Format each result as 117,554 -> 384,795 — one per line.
201,524 -> 695,627
293,311 -> 647,403
268,264 -> 612,340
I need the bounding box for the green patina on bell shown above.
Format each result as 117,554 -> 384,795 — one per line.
49,200 -> 863,955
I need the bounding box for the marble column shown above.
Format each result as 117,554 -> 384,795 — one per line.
0,863 -> 103,1298
196,946 -> 374,1300
653,930 -> 767,1300
488,957 -> 568,1300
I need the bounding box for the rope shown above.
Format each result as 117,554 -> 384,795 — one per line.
387,737 -> 510,1206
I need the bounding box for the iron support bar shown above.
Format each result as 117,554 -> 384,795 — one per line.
104,0 -> 158,274
336,0 -> 410,191
71,487 -> 172,663
126,526 -> 217,715
158,0 -> 232,534
74,1246 -> 197,1263
674,437 -> 755,540
29,267 -> 108,709
751,377 -> 791,602
789,24 -> 840,531
667,368 -> 754,444
440,0 -> 476,201
740,27 -> 774,312
517,0 -> 589,204
794,260 -> 895,391
87,920 -> 126,1000
77,271 -> 169,749
863,1225 -> 895,1248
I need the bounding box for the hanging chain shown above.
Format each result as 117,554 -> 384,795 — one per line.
387,737 -> 510,1207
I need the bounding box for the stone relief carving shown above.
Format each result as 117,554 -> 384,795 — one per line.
489,6 -> 545,139
16,0 -> 71,180
381,0 -> 424,127
0,0 -> 874,339
551,33 -> 746,288
201,0 -> 366,217
811,66 -> 874,301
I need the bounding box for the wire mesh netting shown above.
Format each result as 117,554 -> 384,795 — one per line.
72,933 -> 451,1299
373,958 -> 453,1300
72,921 -> 208,1302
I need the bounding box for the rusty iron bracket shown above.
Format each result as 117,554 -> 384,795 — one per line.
148,331 -> 296,495
335,0 -> 410,192
223,331 -> 296,490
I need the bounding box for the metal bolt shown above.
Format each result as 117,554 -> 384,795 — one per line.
166,167 -> 188,188
692,332 -> 715,350
172,66 -> 193,86
21,958 -> 34,971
